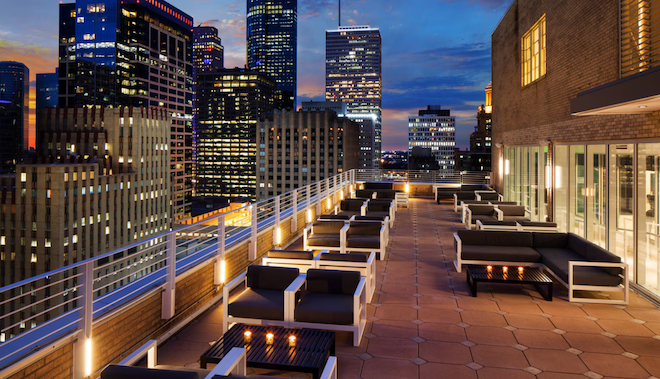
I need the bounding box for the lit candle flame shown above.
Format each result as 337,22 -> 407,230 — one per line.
487,265 -> 492,271
266,333 -> 274,345
289,335 -> 296,347
518,267 -> 524,273
244,331 -> 252,343
502,266 -> 508,273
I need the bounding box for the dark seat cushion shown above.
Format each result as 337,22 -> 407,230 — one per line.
364,211 -> 389,218
306,269 -> 361,295
247,265 -> 299,290
568,234 -> 591,259
471,215 -> 499,224
498,205 -> 526,216
536,248 -> 621,286
364,182 -> 394,190
320,252 -> 369,262
367,202 -> 390,212
462,184 -> 490,192
228,288 -> 285,320
346,235 -> 380,248
532,233 -> 569,248
319,214 -> 351,220
520,221 -> 557,227
348,222 -> 381,236
338,210 -> 361,217
356,189 -> 375,198
355,215 -> 387,221
585,244 -> 623,276
101,365 -> 199,379
461,246 -> 541,262
479,220 -> 517,226
375,190 -> 397,199
267,250 -> 313,260
308,234 -> 341,247
457,230 -> 534,247
341,199 -> 365,212
502,216 -> 530,223
478,192 -> 500,200
295,292 -> 354,325
468,205 -> 496,215
313,221 -> 345,234
455,192 -> 477,201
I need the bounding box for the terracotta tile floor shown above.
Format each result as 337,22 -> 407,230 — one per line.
160,198 -> 660,378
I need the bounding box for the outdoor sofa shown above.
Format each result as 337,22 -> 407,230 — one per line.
453,230 -> 629,304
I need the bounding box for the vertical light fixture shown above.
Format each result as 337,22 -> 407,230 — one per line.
306,209 -> 313,223
545,165 -> 551,189
85,338 -> 93,377
505,159 -> 510,175
555,166 -> 562,188
404,183 -> 410,193
220,259 -> 226,284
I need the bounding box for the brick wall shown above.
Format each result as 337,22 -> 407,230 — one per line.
7,342 -> 73,379
491,0 -> 660,196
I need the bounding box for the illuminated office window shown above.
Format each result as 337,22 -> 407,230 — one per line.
521,15 -> 546,86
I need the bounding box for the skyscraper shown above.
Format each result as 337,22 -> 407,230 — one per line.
247,0 -> 297,110
0,61 -> 29,173
193,26 -> 224,73
36,71 -> 59,114
195,68 -> 276,201
58,0 -> 194,222
326,25 -> 382,169
408,106 -> 455,172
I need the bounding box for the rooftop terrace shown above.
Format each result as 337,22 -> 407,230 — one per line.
160,198 -> 660,379
1,171 -> 659,379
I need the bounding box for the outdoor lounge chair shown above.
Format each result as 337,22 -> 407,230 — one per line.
496,204 -> 532,223
366,200 -> 395,227
345,221 -> 389,260
304,221 -> 348,252
223,265 -> 301,332
334,199 -> 367,217
290,269 -> 367,347
464,204 -> 499,229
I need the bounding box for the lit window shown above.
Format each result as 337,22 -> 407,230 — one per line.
521,14 -> 546,86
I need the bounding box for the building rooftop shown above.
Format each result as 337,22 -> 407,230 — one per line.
160,198 -> 660,379
1,173 -> 659,379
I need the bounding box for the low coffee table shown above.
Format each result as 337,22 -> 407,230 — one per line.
466,265 -> 553,301
476,219 -> 519,230
200,324 -> 335,379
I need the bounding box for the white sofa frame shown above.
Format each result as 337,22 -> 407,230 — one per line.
475,191 -> 503,201
222,271 -> 307,333
334,200 -> 368,217
343,222 -> 389,261
453,233 -> 630,304
113,342 -> 338,379
495,207 -> 532,221
261,249 -> 329,273
288,276 -> 367,347
303,223 -> 350,253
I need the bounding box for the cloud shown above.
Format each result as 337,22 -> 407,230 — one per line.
300,0 -> 337,20
439,0 -> 511,11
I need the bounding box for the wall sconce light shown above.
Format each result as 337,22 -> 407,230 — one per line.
495,142 -> 503,149
505,159 -> 510,175
220,259 -> 226,284
404,183 -> 410,193
539,138 -> 551,147
275,227 -> 282,245
545,165 -> 551,189
306,209 -> 313,223
85,338 -> 93,377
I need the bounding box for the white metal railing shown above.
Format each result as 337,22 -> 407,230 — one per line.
0,168 -> 469,377
355,169 -> 490,184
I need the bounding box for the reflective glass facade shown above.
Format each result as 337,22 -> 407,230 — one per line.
326,25 -> 382,169
0,61 -> 29,173
247,0 -> 297,110
408,107 -> 455,172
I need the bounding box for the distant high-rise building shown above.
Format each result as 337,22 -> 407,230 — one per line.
247,0 -> 297,110
325,25 -> 382,169
256,109 -> 360,199
0,61 -> 29,173
467,83 -> 493,171
408,106 -> 455,172
57,0 -> 194,222
195,68 -> 276,201
301,100 -> 347,116
36,71 -> 59,114
193,26 -> 224,73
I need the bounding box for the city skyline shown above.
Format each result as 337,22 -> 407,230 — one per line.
0,0 -> 510,150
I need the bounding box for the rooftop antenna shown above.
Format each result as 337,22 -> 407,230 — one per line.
338,0 -> 341,27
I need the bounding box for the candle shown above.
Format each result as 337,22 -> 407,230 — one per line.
487,265 -> 493,272
288,335 -> 296,347
244,331 -> 252,343
518,266 -> 524,273
266,333 -> 274,345
502,266 -> 508,273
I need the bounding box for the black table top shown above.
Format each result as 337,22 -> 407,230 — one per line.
201,324 -> 335,371
466,265 -> 552,283
478,220 -> 518,226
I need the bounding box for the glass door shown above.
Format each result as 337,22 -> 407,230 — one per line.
638,143 -> 660,295
570,145 -> 586,237
609,144 -> 635,275
554,145 -> 569,232
586,145 -> 607,248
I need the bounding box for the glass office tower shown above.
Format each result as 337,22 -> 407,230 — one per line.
246,0 -> 297,110
0,61 -> 29,173
195,68 -> 276,201
326,25 -> 382,169
58,0 -> 194,221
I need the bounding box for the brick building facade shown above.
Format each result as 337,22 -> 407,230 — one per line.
492,0 -> 660,299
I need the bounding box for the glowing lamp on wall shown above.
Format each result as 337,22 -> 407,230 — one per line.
220,259 -> 226,284
405,183 -> 410,193
306,209 -> 313,223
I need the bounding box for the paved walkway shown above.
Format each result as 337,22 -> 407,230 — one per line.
159,198 -> 660,379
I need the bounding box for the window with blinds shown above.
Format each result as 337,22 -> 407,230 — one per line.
621,0 -> 660,77
521,15 -> 546,87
